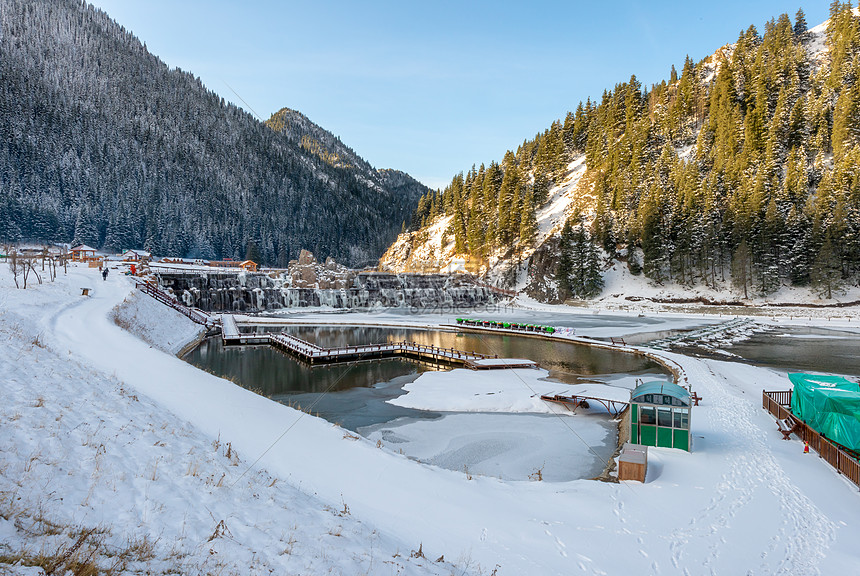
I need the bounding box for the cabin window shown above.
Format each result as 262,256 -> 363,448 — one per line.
640,406 -> 656,425
657,407 -> 672,427
673,408 -> 689,429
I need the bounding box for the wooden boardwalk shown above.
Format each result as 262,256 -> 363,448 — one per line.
221,316 -> 537,370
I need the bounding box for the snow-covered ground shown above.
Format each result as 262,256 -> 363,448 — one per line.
3,263 -> 860,575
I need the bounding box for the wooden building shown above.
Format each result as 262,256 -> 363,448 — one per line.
207,259 -> 257,271
618,443 -> 648,482
121,249 -> 152,263
70,244 -> 98,262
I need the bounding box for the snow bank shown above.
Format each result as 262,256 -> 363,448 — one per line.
110,288 -> 204,355
362,412 -> 614,482
390,367 -> 631,412
0,265 -> 462,576
4,262 -> 860,575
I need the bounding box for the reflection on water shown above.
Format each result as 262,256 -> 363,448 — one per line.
280,325 -> 666,385
186,337 -> 430,396
722,326 -> 860,376
183,326 -> 668,430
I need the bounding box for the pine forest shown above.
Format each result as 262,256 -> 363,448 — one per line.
0,0 -> 428,267
405,4 -> 860,299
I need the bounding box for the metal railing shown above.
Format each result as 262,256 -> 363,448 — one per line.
136,280 -> 213,327
762,390 -> 860,489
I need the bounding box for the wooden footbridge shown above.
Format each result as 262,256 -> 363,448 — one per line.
220,316 -> 537,370
540,394 -> 629,417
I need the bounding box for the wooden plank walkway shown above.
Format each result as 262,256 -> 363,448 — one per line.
220,316 -> 537,370
221,314 -> 240,339
220,316 -> 269,345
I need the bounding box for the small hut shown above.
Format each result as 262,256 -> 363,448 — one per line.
122,249 -> 152,263
630,381 -> 691,451
70,244 -> 98,262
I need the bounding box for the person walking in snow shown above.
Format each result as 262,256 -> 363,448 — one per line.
102,267 -> 109,281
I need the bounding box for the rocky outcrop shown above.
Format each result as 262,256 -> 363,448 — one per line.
154,251 -> 496,312
521,238 -> 563,304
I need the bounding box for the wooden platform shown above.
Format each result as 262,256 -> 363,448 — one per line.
220,316 -> 538,370
220,315 -> 269,345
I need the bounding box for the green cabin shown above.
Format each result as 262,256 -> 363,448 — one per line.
630,381 -> 691,451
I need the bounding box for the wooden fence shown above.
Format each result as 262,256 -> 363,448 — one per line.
762,390 -> 860,489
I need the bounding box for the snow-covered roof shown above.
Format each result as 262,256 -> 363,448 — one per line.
70,244 -> 97,252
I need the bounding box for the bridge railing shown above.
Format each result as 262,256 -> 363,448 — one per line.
268,334 -> 495,363
135,280 -> 213,327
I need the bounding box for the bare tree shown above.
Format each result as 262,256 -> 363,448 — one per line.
9,251 -> 43,289
25,256 -> 43,287
8,249 -> 21,288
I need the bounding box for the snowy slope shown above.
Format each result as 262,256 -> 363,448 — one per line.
378,14 -> 857,305
0,267 -> 463,576
379,153 -> 590,278
4,263 -> 860,575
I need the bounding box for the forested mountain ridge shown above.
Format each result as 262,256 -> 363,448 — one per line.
384,5 -> 860,302
265,108 -> 427,200
0,0 -> 427,266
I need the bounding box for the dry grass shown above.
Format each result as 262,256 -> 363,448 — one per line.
30,333 -> 46,349
528,465 -> 544,482
410,543 -> 425,559
0,527 -> 171,576
281,532 -> 297,555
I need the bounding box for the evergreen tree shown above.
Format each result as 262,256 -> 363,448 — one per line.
811,236 -> 843,298
794,8 -> 808,38
518,184 -> 538,251
832,82 -> 860,158
556,221 -> 574,301
557,215 -> 604,299
732,239 -> 752,299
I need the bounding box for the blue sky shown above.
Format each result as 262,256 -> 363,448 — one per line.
89,1 -> 830,189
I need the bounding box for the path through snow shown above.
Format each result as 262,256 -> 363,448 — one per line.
3,265 -> 860,575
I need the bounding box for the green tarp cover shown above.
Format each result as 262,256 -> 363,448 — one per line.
789,373 -> 860,451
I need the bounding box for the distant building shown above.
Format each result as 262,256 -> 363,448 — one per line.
70,244 -> 98,262
121,249 -> 152,263
207,259 -> 258,272
444,257 -> 466,274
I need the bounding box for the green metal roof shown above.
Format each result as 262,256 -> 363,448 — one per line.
632,381 -> 690,403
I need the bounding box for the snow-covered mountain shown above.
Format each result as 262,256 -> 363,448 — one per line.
266,107 -> 428,207
0,0 -> 428,267
381,9 -> 860,305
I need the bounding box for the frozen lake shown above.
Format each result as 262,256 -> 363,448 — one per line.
184,324 -> 667,480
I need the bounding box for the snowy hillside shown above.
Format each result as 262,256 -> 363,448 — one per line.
380,9 -> 860,306
379,153 -> 590,277
0,0 -> 425,267
4,262 -> 860,574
